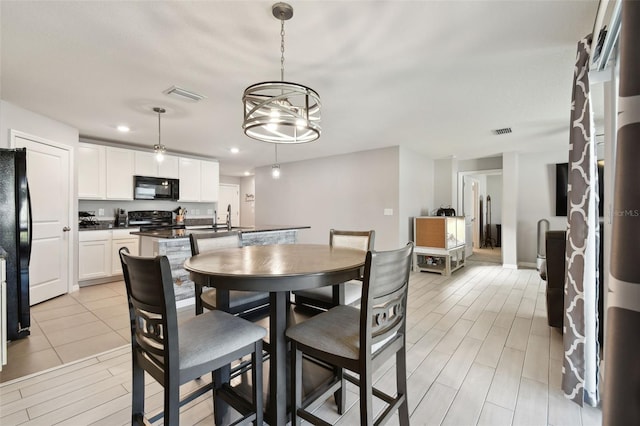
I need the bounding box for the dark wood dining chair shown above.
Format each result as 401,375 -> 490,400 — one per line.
119,247 -> 266,425
286,242 -> 413,425
189,231 -> 269,319
293,229 -> 375,310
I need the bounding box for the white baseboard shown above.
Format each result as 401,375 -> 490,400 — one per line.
503,263 -> 519,270
176,297 -> 195,310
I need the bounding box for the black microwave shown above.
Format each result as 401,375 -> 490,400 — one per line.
133,176 -> 180,201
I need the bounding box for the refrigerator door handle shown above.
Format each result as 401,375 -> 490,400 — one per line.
27,183 -> 33,264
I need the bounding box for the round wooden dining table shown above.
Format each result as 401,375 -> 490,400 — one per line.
184,243 -> 366,425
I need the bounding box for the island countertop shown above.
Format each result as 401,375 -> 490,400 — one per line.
130,225 -> 310,239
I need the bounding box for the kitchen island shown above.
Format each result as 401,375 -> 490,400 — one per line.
131,225 -> 310,305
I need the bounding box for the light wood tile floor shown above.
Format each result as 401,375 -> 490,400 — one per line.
0,261 -> 603,425
0,281 -> 130,383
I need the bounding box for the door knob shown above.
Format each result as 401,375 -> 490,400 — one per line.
63,226 -> 71,232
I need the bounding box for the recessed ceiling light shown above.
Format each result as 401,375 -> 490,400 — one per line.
117,125 -> 130,132
230,147 -> 240,154
244,171 -> 251,176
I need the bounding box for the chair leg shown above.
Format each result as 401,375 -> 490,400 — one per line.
195,282 -> 204,315
131,359 -> 145,424
253,340 -> 264,425
290,342 -> 303,426
396,348 -> 410,426
360,368 -> 374,425
333,367 -> 346,415
165,382 -> 180,426
213,368 -> 230,425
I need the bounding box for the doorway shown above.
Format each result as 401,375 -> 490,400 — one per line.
217,184 -> 240,227
458,169 -> 503,264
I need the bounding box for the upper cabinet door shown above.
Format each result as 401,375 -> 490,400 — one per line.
158,155 -> 179,179
200,161 -> 220,202
134,152 -> 179,179
106,147 -> 134,200
134,151 -> 157,177
179,157 -> 201,202
78,143 -> 106,199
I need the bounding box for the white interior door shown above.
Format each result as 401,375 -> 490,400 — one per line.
217,184 -> 240,227
14,133 -> 71,305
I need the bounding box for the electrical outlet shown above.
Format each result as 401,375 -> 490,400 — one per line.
207,209 -> 213,215
98,208 -> 104,216
384,208 -> 393,216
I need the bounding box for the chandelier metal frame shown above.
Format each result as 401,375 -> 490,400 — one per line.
242,2 -> 321,144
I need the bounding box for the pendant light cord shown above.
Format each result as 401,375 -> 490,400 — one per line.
157,110 -> 162,146
280,17 -> 285,81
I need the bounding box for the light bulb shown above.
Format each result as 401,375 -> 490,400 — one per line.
156,152 -> 165,162
272,164 -> 281,179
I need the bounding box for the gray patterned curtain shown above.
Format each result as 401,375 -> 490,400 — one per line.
562,34 -> 600,407
603,1 -> 640,424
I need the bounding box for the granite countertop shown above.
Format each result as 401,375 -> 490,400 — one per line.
78,217 -> 219,231
130,225 -> 310,239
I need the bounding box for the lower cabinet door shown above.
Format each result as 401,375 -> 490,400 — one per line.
79,240 -> 112,280
112,238 -> 139,276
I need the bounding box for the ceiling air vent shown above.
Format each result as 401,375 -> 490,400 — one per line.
163,86 -> 206,102
493,127 -> 512,135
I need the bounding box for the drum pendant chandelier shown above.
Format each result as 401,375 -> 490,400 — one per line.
242,2 -> 321,144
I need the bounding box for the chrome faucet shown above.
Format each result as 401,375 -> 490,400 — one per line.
226,204 -> 231,231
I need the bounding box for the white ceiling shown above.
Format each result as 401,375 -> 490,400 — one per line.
1,1 -> 599,176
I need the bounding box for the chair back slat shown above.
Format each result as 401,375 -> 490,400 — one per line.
190,231 -> 241,256
360,243 -> 413,353
119,247 -> 179,375
330,229 -> 375,251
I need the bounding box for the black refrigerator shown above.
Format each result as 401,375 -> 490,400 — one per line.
0,148 -> 31,340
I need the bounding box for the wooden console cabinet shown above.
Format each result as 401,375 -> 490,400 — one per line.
413,216 -> 466,275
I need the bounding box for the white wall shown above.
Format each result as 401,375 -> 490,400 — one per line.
255,147 -> 401,250
399,146 -> 434,244
459,156 -> 503,172
1,100 -> 80,290
240,175 -> 255,227
516,149 -> 568,265
433,158 -> 456,213
502,152 -> 519,268
1,101 -> 78,150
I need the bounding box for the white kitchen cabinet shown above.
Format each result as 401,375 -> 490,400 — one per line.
78,143 -> 106,199
134,151 -> 179,178
159,155 -> 179,178
179,158 -> 219,202
111,229 -> 139,275
134,151 -> 157,177
78,230 -> 112,280
106,147 -> 134,200
179,157 -> 201,202
200,160 -> 219,202
78,142 -> 216,201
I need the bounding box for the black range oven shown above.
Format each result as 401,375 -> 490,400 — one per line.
128,210 -> 185,231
